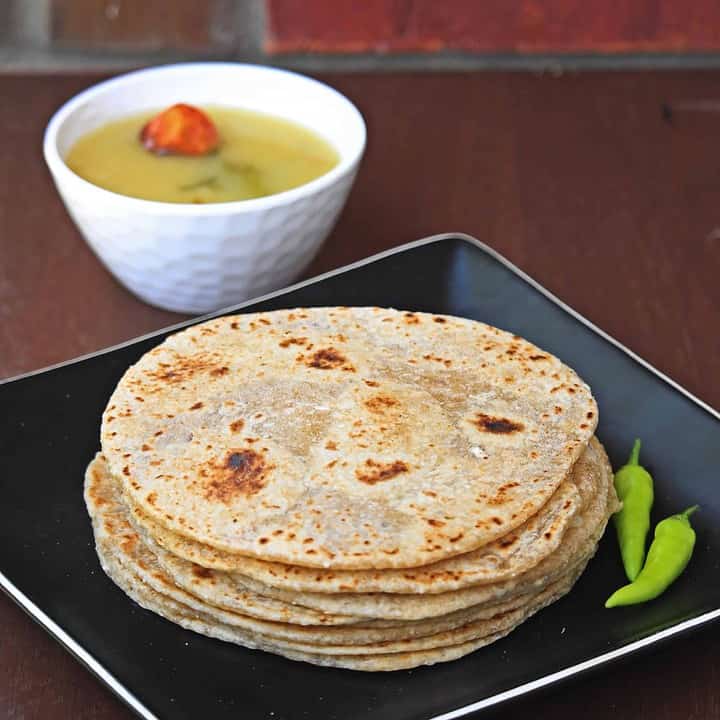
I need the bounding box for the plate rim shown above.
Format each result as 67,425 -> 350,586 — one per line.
1,232 -> 718,720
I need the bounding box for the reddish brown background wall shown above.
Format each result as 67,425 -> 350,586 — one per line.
4,0 -> 720,69
267,0 -> 720,54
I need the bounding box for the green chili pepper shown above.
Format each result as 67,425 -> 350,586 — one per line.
613,439 -> 654,581
605,505 -> 699,608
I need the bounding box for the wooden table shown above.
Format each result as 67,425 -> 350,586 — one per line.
1,71 -> 718,720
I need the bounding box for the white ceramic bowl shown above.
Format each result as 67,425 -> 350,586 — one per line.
43,63 -> 366,314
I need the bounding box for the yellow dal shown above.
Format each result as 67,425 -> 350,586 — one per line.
65,106 -> 340,204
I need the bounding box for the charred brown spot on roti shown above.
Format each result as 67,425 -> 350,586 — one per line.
364,394 -> 400,413
491,516 -> 504,525
472,413 -> 525,434
529,354 -> 548,361
325,440 -> 338,450
404,312 -> 420,324
146,492 -> 157,506
230,419 -> 245,433
211,366 -> 229,377
204,449 -> 274,502
258,318 -> 271,325
488,481 -> 521,506
279,336 -> 308,348
426,518 -> 445,527
363,379 -> 379,387
433,317 -> 447,323
119,534 -> 137,554
499,534 -> 518,548
141,444 -> 151,451
192,564 -> 213,579
303,347 -> 355,372
230,321 -> 240,329
587,411 -> 594,419
122,465 -> 129,476
356,459 -> 410,485
149,353 -> 223,384
423,354 -> 451,367
189,401 -> 203,410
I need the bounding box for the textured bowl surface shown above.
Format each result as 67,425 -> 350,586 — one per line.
44,63 -> 366,313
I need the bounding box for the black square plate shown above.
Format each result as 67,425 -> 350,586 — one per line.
1,234 -> 718,720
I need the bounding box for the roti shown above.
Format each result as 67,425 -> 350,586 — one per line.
88,437 -> 615,622
84,454 -> 361,627
91,495 -> 585,646
123,437 -> 606,594
96,538 -> 582,664
97,547 -> 517,670
101,308 -> 597,569
152,441 -> 616,621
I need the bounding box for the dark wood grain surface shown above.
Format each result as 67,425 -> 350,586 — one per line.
0,71 -> 718,720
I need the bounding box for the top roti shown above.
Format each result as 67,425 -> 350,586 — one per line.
101,307 -> 597,570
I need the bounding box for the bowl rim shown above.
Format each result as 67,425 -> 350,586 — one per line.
43,62 -> 366,215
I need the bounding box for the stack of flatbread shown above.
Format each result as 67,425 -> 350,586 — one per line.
85,307 -> 619,671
